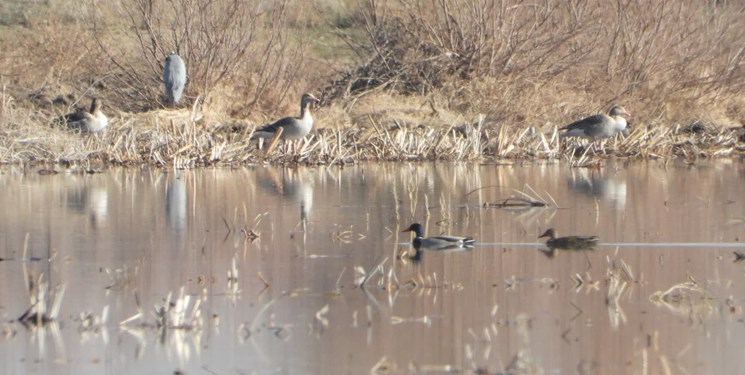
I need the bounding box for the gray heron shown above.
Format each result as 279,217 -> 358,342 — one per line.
163,52 -> 186,104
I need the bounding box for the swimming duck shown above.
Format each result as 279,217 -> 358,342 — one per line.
254,93 -> 320,141
60,98 -> 109,133
560,105 -> 631,152
538,228 -> 599,250
403,223 -> 475,250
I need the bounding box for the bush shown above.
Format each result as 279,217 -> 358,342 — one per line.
100,0 -> 309,114
327,0 -> 745,124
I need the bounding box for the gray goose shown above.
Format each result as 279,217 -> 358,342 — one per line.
560,105 -> 631,152
254,93 -> 320,141
60,98 -> 109,133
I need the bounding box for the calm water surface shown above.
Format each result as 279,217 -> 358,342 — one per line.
1,161 -> 744,374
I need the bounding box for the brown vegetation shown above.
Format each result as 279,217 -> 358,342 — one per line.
0,0 -> 744,167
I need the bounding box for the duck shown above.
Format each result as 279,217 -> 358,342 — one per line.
402,223 -> 475,250
59,98 -> 109,133
538,228 -> 598,250
163,52 -> 186,104
253,93 -> 320,141
560,105 -> 631,152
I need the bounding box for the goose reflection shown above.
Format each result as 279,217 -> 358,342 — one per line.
567,168 -> 627,210
66,183 -> 109,229
257,167 -> 313,222
166,176 -> 188,234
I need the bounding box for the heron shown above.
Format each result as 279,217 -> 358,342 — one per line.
163,52 -> 186,104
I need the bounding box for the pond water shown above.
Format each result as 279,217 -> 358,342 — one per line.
1,160 -> 745,374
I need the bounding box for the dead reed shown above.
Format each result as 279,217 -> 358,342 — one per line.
1,104 -> 743,167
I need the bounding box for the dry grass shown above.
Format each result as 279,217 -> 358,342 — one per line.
0,0 -> 744,167
2,99 -> 743,167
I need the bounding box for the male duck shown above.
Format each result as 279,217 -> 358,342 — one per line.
403,223 -> 475,250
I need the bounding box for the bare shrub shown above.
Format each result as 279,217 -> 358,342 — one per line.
327,0 -> 745,125
98,0 -> 306,114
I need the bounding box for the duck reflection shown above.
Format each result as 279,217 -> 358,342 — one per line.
166,176 -> 188,234
257,167 -> 313,222
567,168 -> 627,210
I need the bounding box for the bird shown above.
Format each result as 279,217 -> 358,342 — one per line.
538,228 -> 599,251
253,93 -> 320,143
58,98 -> 108,133
163,52 -> 186,104
402,223 -> 475,250
560,105 -> 631,152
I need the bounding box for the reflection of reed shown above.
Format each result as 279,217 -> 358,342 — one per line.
606,258 -> 636,330
16,269 -> 67,360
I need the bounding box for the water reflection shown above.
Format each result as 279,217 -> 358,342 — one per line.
0,162 -> 743,373
566,167 -> 627,210
65,177 -> 109,229
256,167 -> 313,222
165,174 -> 187,234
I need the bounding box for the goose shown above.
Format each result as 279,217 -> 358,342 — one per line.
164,52 -> 186,104
402,223 -> 475,250
560,105 -> 631,152
60,98 -> 108,133
254,93 -> 320,142
538,228 -> 598,250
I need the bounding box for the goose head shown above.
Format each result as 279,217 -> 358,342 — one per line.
301,93 -> 320,108
90,98 -> 102,114
608,105 -> 631,118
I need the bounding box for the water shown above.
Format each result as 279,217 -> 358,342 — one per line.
1,160 -> 744,374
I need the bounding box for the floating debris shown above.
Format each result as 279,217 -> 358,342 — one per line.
733,251 -> 745,263
649,277 -> 715,318
482,197 -> 547,209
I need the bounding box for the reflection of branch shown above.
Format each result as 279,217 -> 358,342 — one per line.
357,257 -> 389,288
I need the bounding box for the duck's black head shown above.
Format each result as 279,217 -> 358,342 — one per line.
538,228 -> 556,240
402,223 -> 424,238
